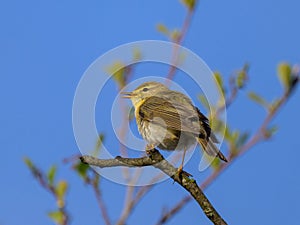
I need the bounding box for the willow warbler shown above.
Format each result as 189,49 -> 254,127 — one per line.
122,81 -> 227,170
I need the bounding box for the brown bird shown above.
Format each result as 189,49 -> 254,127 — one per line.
122,81 -> 227,171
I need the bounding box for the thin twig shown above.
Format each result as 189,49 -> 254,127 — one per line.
202,78 -> 298,189
155,195 -> 191,225
90,172 -> 112,225
116,64 -> 138,225
165,2 -> 197,83
26,164 -> 70,225
155,75 -> 299,224
215,76 -> 238,118
115,2 -> 198,223
116,185 -> 135,225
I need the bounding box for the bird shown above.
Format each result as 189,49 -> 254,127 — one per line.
122,81 -> 227,172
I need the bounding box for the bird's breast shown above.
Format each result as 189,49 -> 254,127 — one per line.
136,115 -> 196,151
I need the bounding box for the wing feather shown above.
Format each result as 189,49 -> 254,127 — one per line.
139,96 -> 205,135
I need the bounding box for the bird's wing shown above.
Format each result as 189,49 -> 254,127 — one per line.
195,107 -> 219,143
138,96 -> 207,136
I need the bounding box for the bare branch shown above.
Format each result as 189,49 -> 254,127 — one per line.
80,149 -> 227,225
90,172 -> 112,225
155,195 -> 191,225
165,1 -> 198,82
116,185 -> 135,225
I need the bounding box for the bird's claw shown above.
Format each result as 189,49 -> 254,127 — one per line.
175,165 -> 192,178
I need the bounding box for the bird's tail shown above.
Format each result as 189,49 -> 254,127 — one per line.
197,138 -> 228,162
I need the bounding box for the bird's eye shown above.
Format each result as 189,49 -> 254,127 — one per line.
142,87 -> 149,92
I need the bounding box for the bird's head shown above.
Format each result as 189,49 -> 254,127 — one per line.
122,81 -> 169,107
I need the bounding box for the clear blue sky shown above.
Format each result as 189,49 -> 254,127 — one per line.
1,0 -> 299,225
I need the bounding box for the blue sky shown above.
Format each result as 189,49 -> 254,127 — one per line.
1,0 -> 299,225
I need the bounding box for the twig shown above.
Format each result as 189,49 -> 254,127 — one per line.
90,172 -> 112,225
113,5 -> 199,222
64,154 -> 112,225
116,64 -> 138,225
155,195 -> 191,225
26,162 -> 70,225
165,2 -> 197,82
116,185 -> 135,225
81,149 -> 228,225
215,75 -> 238,118
203,76 -> 299,189
155,74 -> 299,224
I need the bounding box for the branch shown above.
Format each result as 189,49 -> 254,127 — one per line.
155,195 -> 191,225
65,155 -> 112,225
24,158 -> 70,225
116,185 -> 135,225
80,149 -> 227,225
155,73 -> 300,224
90,172 -> 112,225
165,1 -> 197,82
203,74 -> 299,189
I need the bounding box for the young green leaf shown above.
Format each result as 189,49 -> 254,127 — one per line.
236,132 -> 249,148
210,118 -> 225,134
277,62 -> 292,90
236,64 -> 249,89
214,71 -> 225,95
74,161 -> 90,180
180,0 -> 196,11
268,99 -> 280,113
23,157 -> 39,176
156,23 -> 169,36
106,61 -> 126,88
133,48 -> 142,61
231,131 -> 239,144
23,157 -> 34,170
198,94 -> 210,111
223,124 -> 232,141
248,92 -> 269,109
48,210 -> 64,225
47,165 -> 57,186
265,125 -> 278,139
56,180 -> 68,199
92,134 -> 105,156
170,29 -> 181,41
210,156 -> 221,170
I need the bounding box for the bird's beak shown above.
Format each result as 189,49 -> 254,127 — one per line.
121,92 -> 133,98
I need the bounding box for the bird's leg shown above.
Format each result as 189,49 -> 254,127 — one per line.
145,144 -> 155,155
174,146 -> 192,178
178,146 -> 187,173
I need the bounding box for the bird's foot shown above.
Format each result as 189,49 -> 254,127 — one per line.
145,144 -> 155,155
175,165 -> 192,178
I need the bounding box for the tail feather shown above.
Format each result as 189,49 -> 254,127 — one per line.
198,138 -> 228,162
